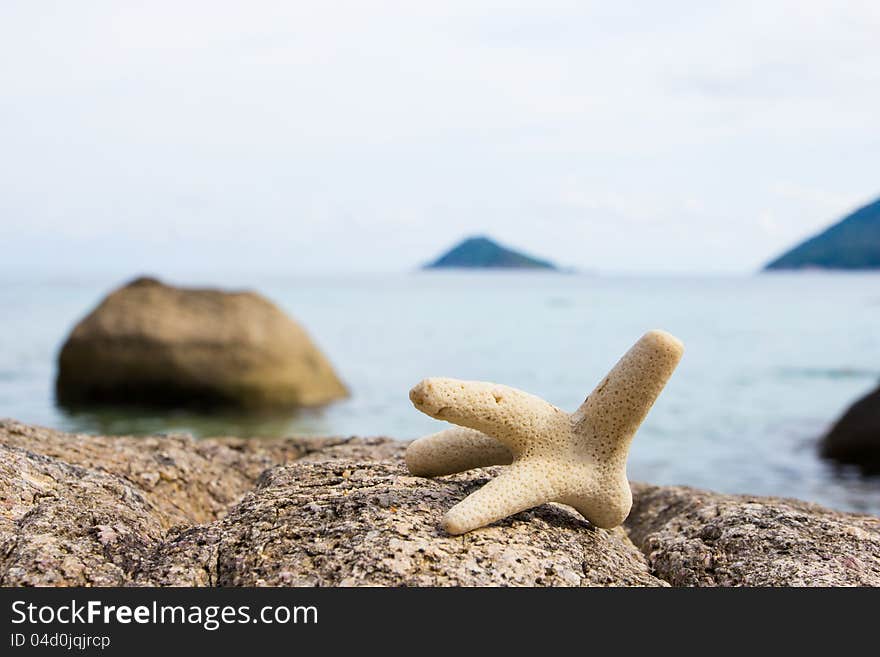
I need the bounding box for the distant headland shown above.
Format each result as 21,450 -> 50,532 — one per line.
764,195 -> 880,270
424,236 -> 557,270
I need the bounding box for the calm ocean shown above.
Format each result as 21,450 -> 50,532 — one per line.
2,271 -> 879,514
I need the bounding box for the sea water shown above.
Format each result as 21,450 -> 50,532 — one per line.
1,271 -> 879,514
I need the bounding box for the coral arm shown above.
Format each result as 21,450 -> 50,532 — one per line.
405,427 -> 512,477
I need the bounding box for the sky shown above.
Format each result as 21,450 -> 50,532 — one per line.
1,0 -> 879,276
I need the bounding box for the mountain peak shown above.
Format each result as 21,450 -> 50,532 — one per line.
764,196 -> 880,270
424,236 -> 557,270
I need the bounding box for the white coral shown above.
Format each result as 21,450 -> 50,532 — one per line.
406,330 -> 684,534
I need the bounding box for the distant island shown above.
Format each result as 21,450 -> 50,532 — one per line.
764,196 -> 880,270
424,236 -> 557,270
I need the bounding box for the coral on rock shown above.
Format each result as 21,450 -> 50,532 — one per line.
406,330 -> 684,534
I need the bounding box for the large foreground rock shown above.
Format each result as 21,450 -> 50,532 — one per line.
0,420 -> 363,586
820,383 -> 880,474
0,421 -> 660,587
1,420 -> 878,586
56,277 -> 347,409
138,461 -> 662,586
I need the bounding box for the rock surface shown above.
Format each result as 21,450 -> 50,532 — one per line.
139,461 -> 663,586
0,443 -> 164,586
56,277 -> 347,409
0,420 -> 346,527
626,483 -> 880,586
820,384 -> 880,474
1,420 -> 878,586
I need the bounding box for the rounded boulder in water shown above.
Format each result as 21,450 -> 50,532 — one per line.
56,277 -> 348,409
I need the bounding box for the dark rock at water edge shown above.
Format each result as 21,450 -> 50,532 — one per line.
821,383 -> 880,474
425,236 -> 557,270
2,419 -> 879,587
56,277 -> 348,410
764,196 -> 880,270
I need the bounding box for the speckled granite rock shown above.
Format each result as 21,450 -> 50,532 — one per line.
0,420 -> 658,586
0,419 -> 369,526
625,483 -> 880,586
0,443 -> 164,586
0,420 -> 400,586
2,420 -> 879,587
137,460 -> 663,586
